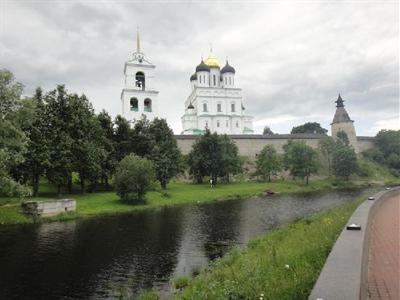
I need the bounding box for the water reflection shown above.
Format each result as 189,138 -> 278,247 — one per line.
0,188 -> 367,299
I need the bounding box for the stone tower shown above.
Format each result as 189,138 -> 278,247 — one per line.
121,31 -> 159,122
331,94 -> 359,151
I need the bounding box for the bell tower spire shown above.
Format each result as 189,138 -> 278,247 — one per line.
136,27 -> 141,53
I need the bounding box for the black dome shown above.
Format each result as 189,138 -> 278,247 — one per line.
188,102 -> 194,109
195,60 -> 210,72
221,61 -> 235,74
190,73 -> 197,81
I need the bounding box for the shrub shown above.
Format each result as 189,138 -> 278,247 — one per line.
171,276 -> 191,290
114,154 -> 155,203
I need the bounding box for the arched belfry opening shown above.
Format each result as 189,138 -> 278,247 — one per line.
130,97 -> 138,111
144,98 -> 152,112
135,72 -> 145,90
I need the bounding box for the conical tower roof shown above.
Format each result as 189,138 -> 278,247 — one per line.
332,94 -> 353,124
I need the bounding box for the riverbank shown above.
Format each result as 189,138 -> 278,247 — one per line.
158,192 -> 372,300
0,179 -> 391,226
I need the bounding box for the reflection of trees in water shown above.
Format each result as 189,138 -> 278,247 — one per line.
0,207 -> 185,299
198,200 -> 244,261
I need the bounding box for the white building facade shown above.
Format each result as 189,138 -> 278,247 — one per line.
181,50 -> 254,135
121,33 -> 159,122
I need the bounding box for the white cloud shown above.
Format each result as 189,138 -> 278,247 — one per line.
0,1 -> 398,136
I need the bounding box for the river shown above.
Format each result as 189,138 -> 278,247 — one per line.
0,188 -> 368,299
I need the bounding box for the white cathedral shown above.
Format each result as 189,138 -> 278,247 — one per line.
121,32 -> 159,122
181,50 -> 254,135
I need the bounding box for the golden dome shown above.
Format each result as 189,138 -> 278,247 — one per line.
205,50 -> 220,68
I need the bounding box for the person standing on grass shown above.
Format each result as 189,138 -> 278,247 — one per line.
209,178 -> 214,188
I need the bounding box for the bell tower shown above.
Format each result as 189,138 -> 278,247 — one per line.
120,30 -> 159,122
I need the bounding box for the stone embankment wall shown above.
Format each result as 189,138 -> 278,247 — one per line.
175,134 -> 374,157
21,199 -> 76,217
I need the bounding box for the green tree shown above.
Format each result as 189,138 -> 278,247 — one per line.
336,130 -> 350,146
0,69 -> 31,197
318,136 -> 336,177
375,130 -> 400,174
291,122 -> 328,135
97,110 -> 116,189
114,115 -> 132,162
256,145 -> 281,181
283,141 -> 319,184
148,118 -> 182,189
12,88 -> 50,196
131,116 -> 153,157
332,142 -> 358,180
44,85 -> 74,194
188,129 -> 223,184
219,135 -> 242,182
114,154 -> 155,203
263,126 -> 274,135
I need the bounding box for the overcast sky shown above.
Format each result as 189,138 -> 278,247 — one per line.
1,0 -> 398,135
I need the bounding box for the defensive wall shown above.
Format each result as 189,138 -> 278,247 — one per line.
175,134 -> 375,157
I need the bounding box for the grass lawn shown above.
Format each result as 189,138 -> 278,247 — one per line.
164,193 -> 368,300
0,179 -> 364,226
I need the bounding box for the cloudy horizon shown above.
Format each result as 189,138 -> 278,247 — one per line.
1,0 -> 398,136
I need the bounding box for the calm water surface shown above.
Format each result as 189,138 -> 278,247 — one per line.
0,189 -> 368,299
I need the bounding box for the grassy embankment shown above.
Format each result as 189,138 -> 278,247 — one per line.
0,179 -> 352,225
138,192 -> 370,300
0,157 -> 397,226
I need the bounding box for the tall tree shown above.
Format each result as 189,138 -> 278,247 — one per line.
148,118 -> 182,189
188,129 -> 223,184
12,88 -> 50,196
219,135 -> 242,182
263,126 -> 274,135
318,136 -> 336,177
0,69 -> 30,197
114,115 -> 132,162
283,141 -> 319,184
291,122 -> 328,135
332,142 -> 358,180
97,110 -> 116,189
131,116 -> 153,157
256,145 -> 281,182
44,85 -> 74,195
336,130 -> 350,146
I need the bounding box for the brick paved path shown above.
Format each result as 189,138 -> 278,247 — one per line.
367,191 -> 400,300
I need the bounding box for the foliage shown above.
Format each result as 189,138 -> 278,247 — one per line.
336,130 -> 350,146
174,194 -> 367,300
0,69 -> 31,197
374,130 -> 400,175
171,276 -> 191,290
362,148 -> 385,164
148,118 -> 182,189
113,115 -> 132,162
318,136 -> 336,177
114,154 -> 155,203
262,126 -> 274,135
255,145 -> 281,181
136,289 -> 159,300
291,122 -> 328,135
332,141 -> 358,180
219,135 -> 242,182
283,141 -> 319,184
188,130 -> 241,185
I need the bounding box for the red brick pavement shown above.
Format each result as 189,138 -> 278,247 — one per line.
367,192 -> 400,300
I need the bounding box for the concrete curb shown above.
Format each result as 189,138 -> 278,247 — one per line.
308,187 -> 400,300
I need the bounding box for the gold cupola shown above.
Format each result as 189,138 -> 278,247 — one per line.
204,48 -> 220,68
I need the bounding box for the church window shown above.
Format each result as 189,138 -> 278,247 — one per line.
205,121 -> 208,128
135,72 -> 145,90
217,103 -> 221,112
144,98 -> 152,112
229,77 -> 232,85
213,75 -> 216,86
224,77 -> 227,85
203,103 -> 208,112
231,103 -> 235,112
226,121 -> 229,127
217,121 -> 220,127
130,98 -> 138,111
236,121 -> 239,128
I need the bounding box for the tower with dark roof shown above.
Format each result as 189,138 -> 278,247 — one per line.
331,94 -> 359,151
